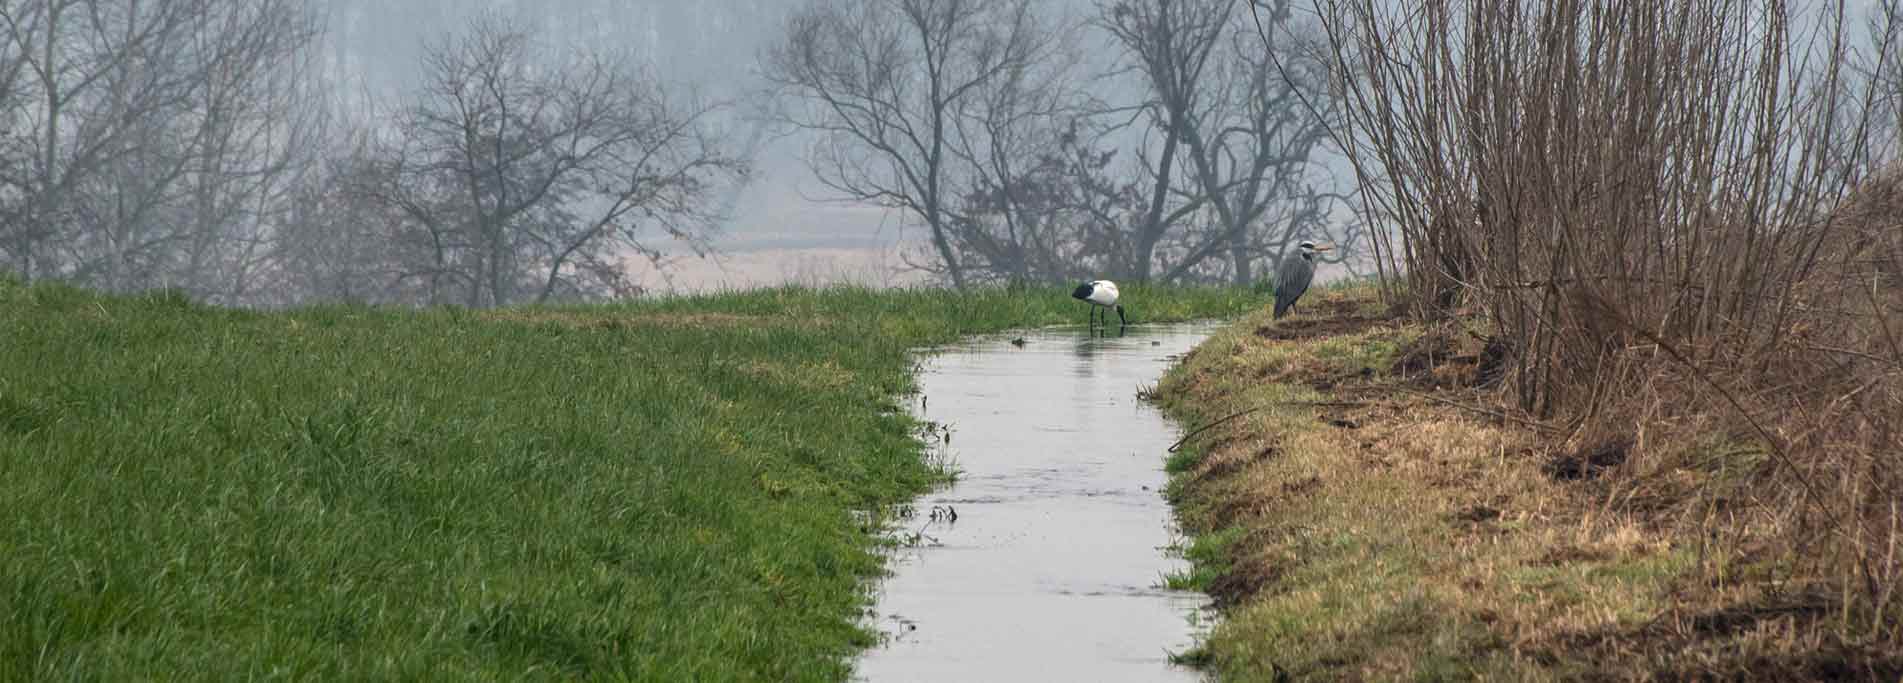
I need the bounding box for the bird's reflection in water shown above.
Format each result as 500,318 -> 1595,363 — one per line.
1070,323 -> 1144,372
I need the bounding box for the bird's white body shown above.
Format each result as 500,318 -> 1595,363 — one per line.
1072,279 -> 1126,328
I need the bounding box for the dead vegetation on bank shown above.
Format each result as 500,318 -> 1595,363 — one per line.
1155,0 -> 1903,677
1154,284 -> 1902,680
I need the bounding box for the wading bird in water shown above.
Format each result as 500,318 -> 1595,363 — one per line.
1072,280 -> 1126,328
1273,241 -> 1332,320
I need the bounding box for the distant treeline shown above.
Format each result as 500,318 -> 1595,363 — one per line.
0,0 -> 1377,307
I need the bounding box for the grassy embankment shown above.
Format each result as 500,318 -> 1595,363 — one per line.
1151,282 -> 1902,681
0,277 -> 1259,681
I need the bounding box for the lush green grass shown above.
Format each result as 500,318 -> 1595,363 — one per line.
0,278 -> 1261,681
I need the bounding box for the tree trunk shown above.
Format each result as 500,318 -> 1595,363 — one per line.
1230,233 -> 1252,285
926,208 -> 966,289
1134,116 -> 1183,282
1135,231 -> 1160,282
489,224 -> 509,306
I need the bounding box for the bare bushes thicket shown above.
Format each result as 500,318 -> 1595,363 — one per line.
1310,0 -> 1903,660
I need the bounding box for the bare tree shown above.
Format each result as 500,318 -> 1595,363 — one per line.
265,125 -> 421,306
0,0 -> 323,301
938,12 -> 1094,283
1098,0 -> 1346,286
764,0 -> 1049,289
1856,0 -> 1903,165
1186,0 -> 1340,283
1096,0 -> 1229,282
355,15 -> 748,307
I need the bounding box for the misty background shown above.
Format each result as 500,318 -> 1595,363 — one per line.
329,0 -> 918,292
1,0 -> 1893,305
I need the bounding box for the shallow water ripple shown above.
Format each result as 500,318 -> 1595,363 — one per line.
854,322 -> 1222,683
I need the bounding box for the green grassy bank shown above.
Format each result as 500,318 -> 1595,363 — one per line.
0,278 -> 1259,681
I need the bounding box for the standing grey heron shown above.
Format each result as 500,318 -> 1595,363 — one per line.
1072,280 -> 1126,328
1273,241 -> 1333,319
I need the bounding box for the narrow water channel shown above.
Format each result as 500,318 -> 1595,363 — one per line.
853,321 -> 1223,683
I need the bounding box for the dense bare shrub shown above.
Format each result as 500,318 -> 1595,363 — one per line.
1311,0 -> 1903,652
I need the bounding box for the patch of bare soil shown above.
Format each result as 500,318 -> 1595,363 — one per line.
1544,436 -> 1632,481
1252,295 -> 1398,342
1254,315 -> 1382,341
1189,443 -> 1279,488
1385,322 -> 1513,391
1206,556 -> 1286,609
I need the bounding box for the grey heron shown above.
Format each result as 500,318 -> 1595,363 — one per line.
1273,241 -> 1333,319
1072,280 -> 1126,327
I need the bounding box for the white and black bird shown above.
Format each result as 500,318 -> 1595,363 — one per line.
1071,279 -> 1126,328
1273,241 -> 1333,320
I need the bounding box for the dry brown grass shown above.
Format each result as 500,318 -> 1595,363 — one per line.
1155,286 -> 1903,680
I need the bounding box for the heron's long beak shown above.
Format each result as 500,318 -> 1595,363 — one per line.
1314,243 -> 1335,252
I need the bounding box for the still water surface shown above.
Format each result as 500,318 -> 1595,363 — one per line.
853,322 -> 1222,683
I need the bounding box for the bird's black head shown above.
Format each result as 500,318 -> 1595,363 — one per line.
1297,241 -> 1334,261
1071,282 -> 1094,300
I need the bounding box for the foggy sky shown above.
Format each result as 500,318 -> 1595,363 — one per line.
312,0 -> 1882,291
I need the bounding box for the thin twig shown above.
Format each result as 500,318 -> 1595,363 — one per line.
1802,344 -> 1903,369
1165,399 -> 1378,454
1168,408 -> 1263,453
